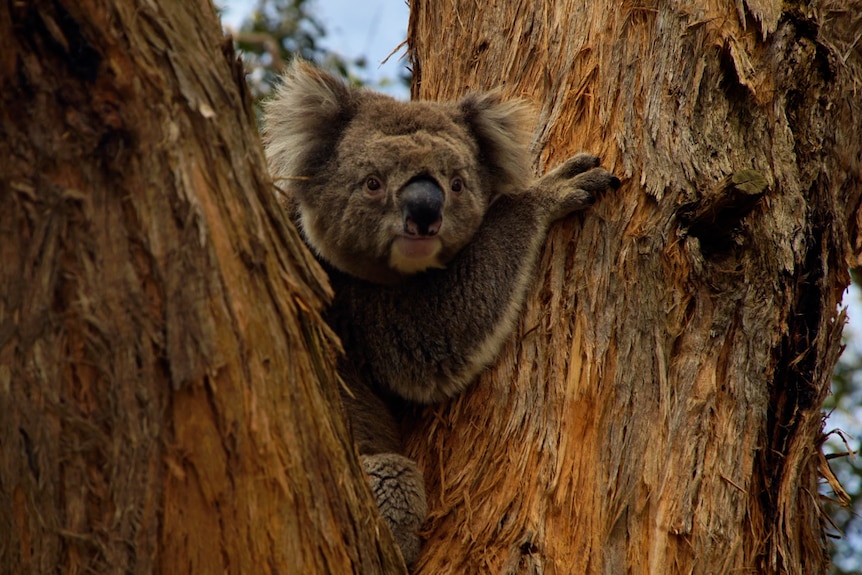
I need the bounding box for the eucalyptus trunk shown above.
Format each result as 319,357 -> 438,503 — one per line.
406,1 -> 862,573
0,1 -> 403,573
3,0 -> 859,574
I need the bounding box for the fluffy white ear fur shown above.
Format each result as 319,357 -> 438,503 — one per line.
262,60 -> 355,181
263,61 -> 534,196
458,91 -> 534,197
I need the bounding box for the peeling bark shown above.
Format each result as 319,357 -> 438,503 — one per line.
0,1 -> 404,573
407,1 -> 861,573
3,1 -> 859,573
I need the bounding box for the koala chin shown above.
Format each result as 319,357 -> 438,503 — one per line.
263,60 -> 620,566
389,237 -> 444,274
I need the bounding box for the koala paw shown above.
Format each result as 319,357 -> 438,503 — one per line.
361,453 -> 428,566
557,152 -> 602,176
536,153 -> 620,221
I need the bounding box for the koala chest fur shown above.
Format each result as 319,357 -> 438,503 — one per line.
263,61 -> 619,566
324,193 -> 550,403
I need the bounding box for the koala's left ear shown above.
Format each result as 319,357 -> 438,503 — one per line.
458,92 -> 533,196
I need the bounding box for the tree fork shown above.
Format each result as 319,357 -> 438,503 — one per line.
407,1 -> 861,574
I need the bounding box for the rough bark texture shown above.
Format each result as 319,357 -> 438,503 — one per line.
407,1 -> 861,574
0,1 -> 405,573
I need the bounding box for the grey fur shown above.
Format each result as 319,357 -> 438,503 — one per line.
262,61 -> 619,566
361,452 -> 427,565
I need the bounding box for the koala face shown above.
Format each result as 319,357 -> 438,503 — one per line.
263,62 -> 533,284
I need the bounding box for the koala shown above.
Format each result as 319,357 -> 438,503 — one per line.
262,61 -> 619,566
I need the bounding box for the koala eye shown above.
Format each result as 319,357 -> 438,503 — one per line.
450,177 -> 464,193
364,176 -> 384,195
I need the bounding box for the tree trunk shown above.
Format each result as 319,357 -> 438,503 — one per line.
0,1 -> 404,573
407,1 -> 861,574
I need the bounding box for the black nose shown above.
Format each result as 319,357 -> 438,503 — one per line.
400,177 -> 443,236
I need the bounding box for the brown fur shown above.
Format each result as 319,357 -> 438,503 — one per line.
262,61 -> 619,565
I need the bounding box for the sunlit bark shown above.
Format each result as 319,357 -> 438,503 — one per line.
0,1 -> 403,573
407,2 -> 862,573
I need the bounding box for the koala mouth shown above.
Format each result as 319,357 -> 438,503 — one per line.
389,236 -> 443,274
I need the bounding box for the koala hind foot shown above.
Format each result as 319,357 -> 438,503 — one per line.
360,452 -> 428,566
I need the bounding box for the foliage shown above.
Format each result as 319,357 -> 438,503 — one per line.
824,281 -> 862,575
225,0 -> 365,101
221,0 -> 409,105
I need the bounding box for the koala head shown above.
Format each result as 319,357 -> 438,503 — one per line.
263,61 -> 533,284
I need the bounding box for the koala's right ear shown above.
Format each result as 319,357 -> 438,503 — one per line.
262,60 -> 358,181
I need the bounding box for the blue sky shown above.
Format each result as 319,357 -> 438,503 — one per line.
219,0 -> 410,97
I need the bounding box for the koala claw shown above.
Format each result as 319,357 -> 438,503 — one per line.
361,453 -> 428,566
537,156 -> 619,221
572,167 -> 621,195
559,152 -> 601,177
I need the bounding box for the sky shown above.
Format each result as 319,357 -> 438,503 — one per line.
219,0 -> 410,97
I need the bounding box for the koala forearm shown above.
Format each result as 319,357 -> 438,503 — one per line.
329,195 -> 549,403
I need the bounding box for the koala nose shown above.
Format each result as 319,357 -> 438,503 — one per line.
400,177 -> 443,237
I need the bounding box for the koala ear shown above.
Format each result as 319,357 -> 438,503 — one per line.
262,59 -> 358,181
458,92 -> 534,196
